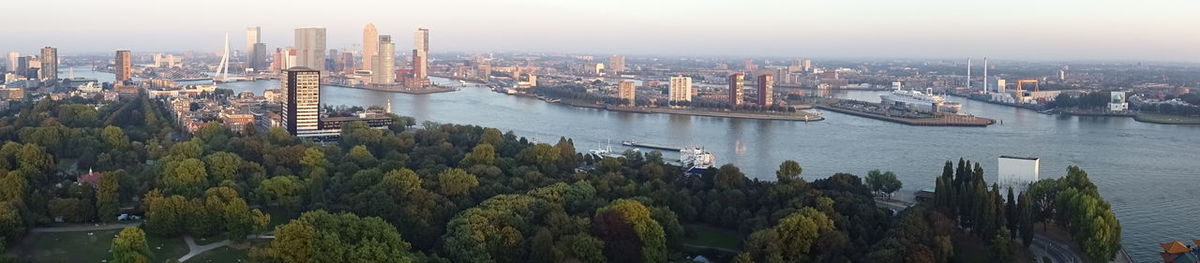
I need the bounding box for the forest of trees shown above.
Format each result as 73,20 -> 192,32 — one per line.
0,94 -> 1121,263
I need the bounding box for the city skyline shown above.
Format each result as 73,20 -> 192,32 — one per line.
2,0 -> 1198,62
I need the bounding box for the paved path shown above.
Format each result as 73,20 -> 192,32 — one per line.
178,236 -> 231,262
29,222 -> 140,233
1030,233 -> 1083,263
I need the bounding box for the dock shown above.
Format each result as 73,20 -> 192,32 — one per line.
816,105 -> 995,127
621,141 -> 681,152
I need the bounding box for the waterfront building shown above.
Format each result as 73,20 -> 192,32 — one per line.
756,74 -> 774,106
413,28 -> 430,83
803,59 -> 812,72
609,55 -> 625,73
246,26 -> 261,61
282,67 -> 321,135
40,47 -> 57,81
618,80 -> 636,105
250,43 -> 268,71
728,73 -> 745,106
114,50 -> 132,83
153,53 -> 182,68
669,75 -> 693,102
998,156 -> 1039,194
294,27 -> 327,71
373,35 -> 396,85
363,23 -> 378,71
1109,91 -> 1128,112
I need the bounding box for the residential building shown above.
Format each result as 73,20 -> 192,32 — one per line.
669,75 -> 692,102
282,67 -> 321,135
363,23 -> 378,71
40,47 -> 57,81
618,80 -> 636,105
115,50 -> 132,82
728,73 -> 745,106
373,35 -> 395,85
757,74 -> 774,106
609,55 -> 626,73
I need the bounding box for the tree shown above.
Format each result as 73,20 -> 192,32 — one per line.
461,143 -> 496,166
264,210 -> 415,263
866,170 -> 902,198
776,160 -> 803,183
437,168 -> 478,197
990,229 -> 1014,263
110,227 -> 152,263
204,152 -> 243,183
714,164 -> 746,190
163,158 -> 208,196
97,170 -> 122,222
257,176 -> 305,212
593,199 -> 666,263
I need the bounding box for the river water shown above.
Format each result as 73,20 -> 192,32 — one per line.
72,67 -> 1197,261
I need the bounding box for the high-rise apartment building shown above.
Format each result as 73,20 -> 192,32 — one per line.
40,47 -> 57,81
363,24 -> 378,71
294,27 -> 327,71
246,26 -> 261,60
669,75 -> 692,102
413,28 -> 430,83
282,67 -> 321,135
618,81 -> 636,105
115,50 -> 132,82
373,35 -> 396,85
743,58 -> 756,71
250,43 -> 268,71
756,74 -> 774,106
728,73 -> 745,106
6,52 -> 16,72
609,55 -> 626,73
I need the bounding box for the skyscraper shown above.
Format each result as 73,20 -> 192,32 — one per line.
294,27 -> 327,71
756,74 -> 774,106
40,47 -> 57,81
609,55 -> 626,73
413,28 -> 430,83
246,26 -> 261,60
373,35 -> 395,85
728,73 -> 745,106
251,43 -> 268,71
363,23 -> 378,71
743,58 -> 756,71
802,59 -> 812,72
282,67 -> 321,135
115,50 -> 132,82
669,75 -> 692,102
6,52 -> 16,72
618,81 -> 636,105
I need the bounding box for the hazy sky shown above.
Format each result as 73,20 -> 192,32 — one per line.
3,0 -> 1198,62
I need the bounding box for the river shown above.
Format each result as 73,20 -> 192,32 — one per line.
72,67 -> 1197,261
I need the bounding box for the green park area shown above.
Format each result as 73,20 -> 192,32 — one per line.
10,229 -> 188,263
682,224 -> 740,252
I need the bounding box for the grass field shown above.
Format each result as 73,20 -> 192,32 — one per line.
1135,113 -> 1200,125
13,228 -> 189,263
682,224 -> 740,252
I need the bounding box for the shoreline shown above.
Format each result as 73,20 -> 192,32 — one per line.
550,98 -> 824,122
816,105 -> 995,127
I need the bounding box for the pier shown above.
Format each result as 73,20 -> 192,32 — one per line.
621,141 -> 681,152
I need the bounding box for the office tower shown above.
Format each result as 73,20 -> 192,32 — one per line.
756,74 -> 774,106
39,47 -> 57,81
251,43 -> 268,71
281,67 -> 321,135
966,58 -> 971,90
618,80 -> 636,105
363,24 -> 378,71
285,48 -> 298,69
609,55 -> 626,73
6,52 -> 16,72
728,73 -> 745,106
294,27 -> 327,71
246,26 -> 261,60
340,52 -> 355,73
115,50 -> 132,82
669,75 -> 693,102
413,28 -> 430,81
270,48 -> 285,72
326,49 -> 339,71
373,35 -> 395,85
802,59 -> 812,72
743,58 -> 755,71
983,57 -> 989,92
17,56 -> 32,78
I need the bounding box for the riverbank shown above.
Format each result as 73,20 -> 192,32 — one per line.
816,105 -> 995,127
1134,113 -> 1200,125
551,98 -> 823,121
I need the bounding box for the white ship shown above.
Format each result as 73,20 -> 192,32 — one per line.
680,147 -> 715,174
880,88 -> 962,113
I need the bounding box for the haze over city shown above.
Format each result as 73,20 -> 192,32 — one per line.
3,0 -> 1199,61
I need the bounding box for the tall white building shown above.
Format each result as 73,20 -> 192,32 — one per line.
246,27 -> 260,55
282,67 -> 321,135
669,76 -> 693,102
294,27 -> 327,71
6,52 -> 17,71
373,35 -> 395,85
363,23 -> 378,71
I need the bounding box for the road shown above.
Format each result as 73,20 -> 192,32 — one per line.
1031,233 -> 1083,263
29,222 -> 140,233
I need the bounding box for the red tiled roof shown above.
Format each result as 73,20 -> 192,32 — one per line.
1162,241 -> 1191,254
79,172 -> 102,186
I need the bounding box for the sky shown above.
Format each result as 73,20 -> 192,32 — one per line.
2,0 -> 1198,62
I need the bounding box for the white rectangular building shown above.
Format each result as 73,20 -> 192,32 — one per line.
998,156 -> 1040,193
669,76 -> 692,102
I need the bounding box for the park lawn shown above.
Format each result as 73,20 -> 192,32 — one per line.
682,224 -> 740,251
15,229 -> 188,263
188,246 -> 250,263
